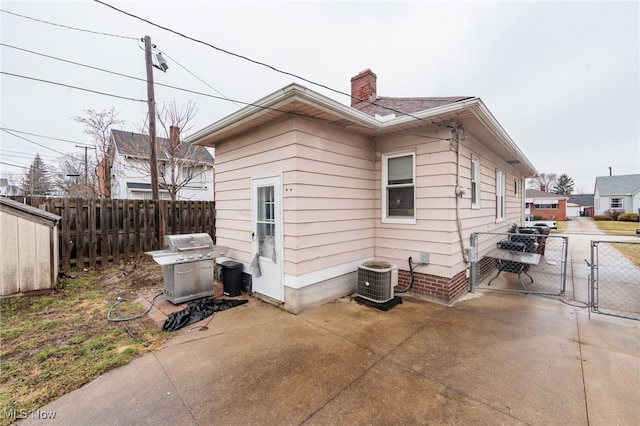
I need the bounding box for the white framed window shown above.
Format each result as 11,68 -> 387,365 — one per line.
471,156 -> 480,208
382,151 -> 416,224
496,170 -> 506,222
534,203 -> 558,209
610,198 -> 623,209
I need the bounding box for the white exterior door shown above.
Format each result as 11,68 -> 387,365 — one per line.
251,176 -> 283,302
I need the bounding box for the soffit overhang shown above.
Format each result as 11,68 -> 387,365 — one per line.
187,84 -> 537,177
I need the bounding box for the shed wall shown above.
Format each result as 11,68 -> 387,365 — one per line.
1,212 -> 55,295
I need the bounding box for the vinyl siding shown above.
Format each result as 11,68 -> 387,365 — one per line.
372,129 -> 525,278
284,122 -> 374,276
213,117 -> 374,277
213,115 -> 527,284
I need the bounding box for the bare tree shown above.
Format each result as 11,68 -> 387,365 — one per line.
51,152 -> 98,197
74,107 -> 124,198
527,172 -> 558,192
132,101 -> 214,201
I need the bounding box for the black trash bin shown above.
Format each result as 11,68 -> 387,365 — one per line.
221,260 -> 243,297
512,231 -> 538,253
533,226 -> 550,255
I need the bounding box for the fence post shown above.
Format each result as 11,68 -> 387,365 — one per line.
88,199 -> 97,268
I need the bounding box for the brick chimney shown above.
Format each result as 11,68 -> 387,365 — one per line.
169,125 -> 180,154
350,68 -> 377,106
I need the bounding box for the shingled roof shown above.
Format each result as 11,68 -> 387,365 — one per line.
595,174 -> 640,195
352,96 -> 473,118
568,193 -> 594,207
525,189 -> 570,200
111,129 -> 214,164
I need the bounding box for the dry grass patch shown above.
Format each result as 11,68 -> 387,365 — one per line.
0,260 -> 168,425
591,218 -> 640,266
591,218 -> 639,236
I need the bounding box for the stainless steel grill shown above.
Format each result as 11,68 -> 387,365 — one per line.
146,233 -> 228,304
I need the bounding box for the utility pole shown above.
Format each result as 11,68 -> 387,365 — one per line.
144,35 -> 165,248
76,145 -> 89,199
144,36 -> 160,202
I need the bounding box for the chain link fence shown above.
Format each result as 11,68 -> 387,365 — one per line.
589,240 -> 640,321
469,231 -> 568,296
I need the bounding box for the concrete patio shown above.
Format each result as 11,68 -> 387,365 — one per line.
18,218 -> 640,425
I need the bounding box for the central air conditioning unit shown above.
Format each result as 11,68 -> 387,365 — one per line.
357,261 -> 398,303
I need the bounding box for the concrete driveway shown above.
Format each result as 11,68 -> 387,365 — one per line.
19,218 -> 640,425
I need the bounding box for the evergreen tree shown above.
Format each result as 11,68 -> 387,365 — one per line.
555,173 -> 575,195
21,154 -> 53,196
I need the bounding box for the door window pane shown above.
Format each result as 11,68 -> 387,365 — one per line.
257,186 -> 275,259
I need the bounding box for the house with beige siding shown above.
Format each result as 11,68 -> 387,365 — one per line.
188,69 -> 537,313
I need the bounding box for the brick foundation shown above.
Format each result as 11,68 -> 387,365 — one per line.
397,268 -> 470,304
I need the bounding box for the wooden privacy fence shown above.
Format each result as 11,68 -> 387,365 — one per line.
8,197 -> 216,270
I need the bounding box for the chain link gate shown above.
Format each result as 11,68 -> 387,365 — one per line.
588,240 -> 640,321
469,231 -> 568,296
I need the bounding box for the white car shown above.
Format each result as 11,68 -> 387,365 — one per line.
524,215 -> 557,230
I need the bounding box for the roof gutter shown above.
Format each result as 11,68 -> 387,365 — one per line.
186,85 -> 537,177
186,83 -> 381,145
380,97 -> 537,176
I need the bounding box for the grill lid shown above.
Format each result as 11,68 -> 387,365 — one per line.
164,233 -> 213,252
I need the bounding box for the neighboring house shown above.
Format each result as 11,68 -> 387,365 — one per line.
567,193 -> 594,217
525,189 -> 569,221
0,178 -> 21,196
106,127 -> 215,200
187,69 -> 537,313
593,174 -> 640,216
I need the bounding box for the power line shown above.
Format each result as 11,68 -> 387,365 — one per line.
2,42 -> 242,108
4,5 -> 457,129
0,151 -> 59,161
2,46 -> 450,144
92,0 -> 451,127
0,71 -> 147,103
0,161 -> 29,170
0,8 -> 137,40
2,129 -> 74,157
0,127 -> 92,146
159,50 -> 243,109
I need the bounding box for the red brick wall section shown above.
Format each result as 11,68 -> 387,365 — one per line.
530,199 -> 567,221
397,269 -> 470,304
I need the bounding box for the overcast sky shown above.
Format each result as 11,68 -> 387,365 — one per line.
1,0 -> 638,194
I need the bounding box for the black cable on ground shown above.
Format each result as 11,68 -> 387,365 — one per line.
106,292 -> 163,322
113,311 -> 149,347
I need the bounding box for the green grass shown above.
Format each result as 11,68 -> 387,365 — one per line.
0,262 -> 168,425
